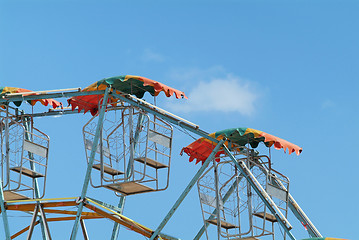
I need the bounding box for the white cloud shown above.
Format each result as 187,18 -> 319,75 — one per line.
141,48 -> 165,62
321,99 -> 336,109
166,74 -> 258,116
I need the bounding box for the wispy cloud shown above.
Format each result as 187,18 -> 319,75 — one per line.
321,99 -> 336,109
166,74 -> 258,116
141,48 -> 165,62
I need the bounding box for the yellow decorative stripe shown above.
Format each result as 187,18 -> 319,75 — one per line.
6,197 -> 77,204
201,133 -> 229,148
244,128 -> 263,138
83,82 -> 102,91
124,75 -> 138,82
2,87 -> 20,94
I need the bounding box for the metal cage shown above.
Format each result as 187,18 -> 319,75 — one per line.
197,149 -> 290,240
83,105 -> 173,196
0,109 -> 49,201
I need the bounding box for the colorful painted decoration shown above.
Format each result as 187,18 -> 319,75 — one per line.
181,127 -> 302,164
0,87 -> 62,108
68,75 -> 187,116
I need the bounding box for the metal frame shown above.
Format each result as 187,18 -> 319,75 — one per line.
0,86 -> 322,240
0,197 -> 179,240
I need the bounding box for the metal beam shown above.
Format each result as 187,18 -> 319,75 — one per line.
85,197 -> 122,213
288,195 -> 322,237
28,109 -> 85,118
0,90 -> 105,104
42,209 -> 101,217
38,204 -> 52,240
3,88 -> 81,97
6,199 -> 78,210
27,204 -> 40,240
80,219 -> 89,240
149,139 -> 226,240
70,87 -> 110,240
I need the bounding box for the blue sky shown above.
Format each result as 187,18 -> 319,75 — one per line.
0,0 -> 358,239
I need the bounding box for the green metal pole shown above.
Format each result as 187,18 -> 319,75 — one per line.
70,87 -> 110,240
149,139 -> 226,240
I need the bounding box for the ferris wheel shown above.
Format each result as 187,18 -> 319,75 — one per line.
0,76 -> 344,240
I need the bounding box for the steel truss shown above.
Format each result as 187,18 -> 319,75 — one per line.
0,197 -> 178,240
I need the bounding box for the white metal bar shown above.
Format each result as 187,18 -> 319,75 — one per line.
38,204 -> 52,240
4,88 -> 81,97
134,95 -> 199,129
27,204 -> 40,240
80,219 -> 89,240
